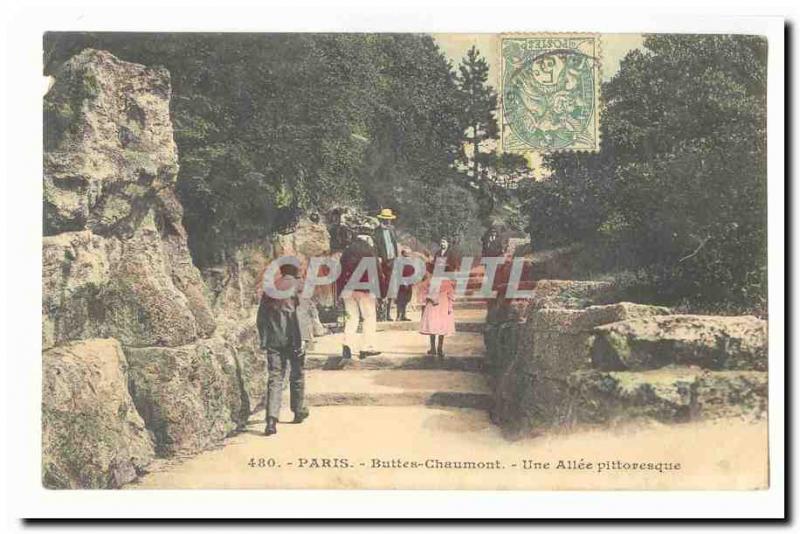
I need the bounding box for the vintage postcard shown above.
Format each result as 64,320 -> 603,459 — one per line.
39,30 -> 773,496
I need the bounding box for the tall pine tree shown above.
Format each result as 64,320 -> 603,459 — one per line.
456,46 -> 499,217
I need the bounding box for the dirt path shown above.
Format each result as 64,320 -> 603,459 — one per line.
128,285 -> 768,490
131,405 -> 766,490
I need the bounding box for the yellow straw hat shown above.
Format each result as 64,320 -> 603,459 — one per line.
377,208 -> 397,220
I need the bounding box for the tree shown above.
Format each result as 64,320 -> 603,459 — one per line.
358,35 -> 465,212
44,33 -> 471,263
456,46 -> 499,216
523,34 -> 767,310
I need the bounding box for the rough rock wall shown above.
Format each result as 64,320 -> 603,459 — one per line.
43,49 -> 215,349
42,339 -> 155,489
201,206 -> 385,323
125,337 -> 250,455
42,52 -> 369,488
43,48 -> 176,235
204,216 -> 334,321
485,280 -> 768,438
41,50 -> 244,488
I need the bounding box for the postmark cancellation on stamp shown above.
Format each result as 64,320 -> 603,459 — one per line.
500,34 -> 601,153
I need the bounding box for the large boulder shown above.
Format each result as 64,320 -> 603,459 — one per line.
484,279 -> 619,361
490,302 -> 671,437
44,48 -> 178,236
568,368 -> 768,424
42,49 -> 215,349
101,211 -> 210,347
591,315 -> 768,371
222,317 -> 265,414
42,215 -> 215,349
42,339 -> 155,488
270,217 -> 331,260
42,230 -> 118,348
125,337 -> 250,456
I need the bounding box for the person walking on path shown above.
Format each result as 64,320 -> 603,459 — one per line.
433,236 -> 456,265
373,208 -> 399,321
257,263 -> 312,436
481,225 -> 508,258
338,235 -> 382,360
418,258 -> 456,360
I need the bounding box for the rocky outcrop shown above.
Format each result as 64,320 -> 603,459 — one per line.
489,300 -> 670,436
101,209 -> 213,347
568,368 -> 768,424
591,315 -> 767,372
486,276 -> 769,437
42,50 -> 230,487
221,317 -> 265,414
125,337 -> 249,456
42,339 -> 155,489
202,215 -> 336,320
484,279 -> 618,371
42,230 -> 117,348
44,49 -> 177,236
43,49 -> 215,350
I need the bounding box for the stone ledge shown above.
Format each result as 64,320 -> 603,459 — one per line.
527,302 -> 671,334
568,367 -> 768,425
591,314 -> 767,371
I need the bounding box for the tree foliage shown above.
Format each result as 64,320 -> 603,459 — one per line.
522,34 -> 767,310
45,33 -> 476,263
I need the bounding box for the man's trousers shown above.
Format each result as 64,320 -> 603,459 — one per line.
265,347 -> 305,421
342,291 -> 377,353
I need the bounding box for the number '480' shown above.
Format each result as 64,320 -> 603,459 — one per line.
248,457 -> 277,468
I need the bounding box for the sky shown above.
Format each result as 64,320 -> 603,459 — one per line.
433,33 -> 645,84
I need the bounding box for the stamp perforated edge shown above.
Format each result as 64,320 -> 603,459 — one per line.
498,32 -> 602,155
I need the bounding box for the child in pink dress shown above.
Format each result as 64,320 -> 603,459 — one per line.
418,260 -> 456,359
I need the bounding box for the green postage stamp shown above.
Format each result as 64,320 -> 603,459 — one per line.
501,34 -> 601,153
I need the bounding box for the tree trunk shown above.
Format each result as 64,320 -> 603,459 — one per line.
472,123 -> 480,183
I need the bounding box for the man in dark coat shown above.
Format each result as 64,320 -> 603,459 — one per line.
481,226 -> 508,258
395,248 -> 415,321
257,263 -> 313,436
373,208 -> 399,321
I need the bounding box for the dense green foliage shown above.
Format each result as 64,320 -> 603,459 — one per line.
45,33 -> 486,263
45,33 -> 766,311
522,35 -> 768,311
